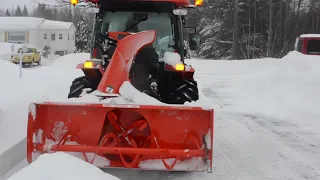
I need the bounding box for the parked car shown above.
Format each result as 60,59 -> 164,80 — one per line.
11,47 -> 41,66
295,34 -> 320,55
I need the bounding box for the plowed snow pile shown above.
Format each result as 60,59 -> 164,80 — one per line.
7,152 -> 120,180
187,51 -> 320,126
49,53 -> 90,69
0,55 -> 85,154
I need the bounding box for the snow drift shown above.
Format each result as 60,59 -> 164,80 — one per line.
0,54 -> 85,154
49,53 -> 90,69
187,51 -> 320,123
7,152 -> 121,180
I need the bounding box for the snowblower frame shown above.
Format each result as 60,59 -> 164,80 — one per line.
27,103 -> 214,172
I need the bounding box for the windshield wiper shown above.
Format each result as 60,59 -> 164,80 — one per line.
123,19 -> 143,32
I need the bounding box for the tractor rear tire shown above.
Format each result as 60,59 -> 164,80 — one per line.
170,79 -> 199,104
68,76 -> 99,98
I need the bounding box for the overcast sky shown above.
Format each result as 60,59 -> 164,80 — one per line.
1,0 -> 58,11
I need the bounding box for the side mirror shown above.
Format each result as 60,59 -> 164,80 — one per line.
188,33 -> 201,51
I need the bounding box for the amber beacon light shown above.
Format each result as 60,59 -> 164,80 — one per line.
195,0 -> 203,6
70,0 -> 78,5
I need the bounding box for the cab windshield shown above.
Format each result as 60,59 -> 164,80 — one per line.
99,11 -> 175,57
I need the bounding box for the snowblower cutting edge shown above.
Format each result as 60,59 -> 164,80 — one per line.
26,0 -> 213,173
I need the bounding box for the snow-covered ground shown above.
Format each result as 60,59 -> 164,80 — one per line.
0,53 -> 87,155
1,51 -> 320,180
7,152 -> 120,180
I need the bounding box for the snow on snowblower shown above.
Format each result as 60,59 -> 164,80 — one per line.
27,0 -> 214,173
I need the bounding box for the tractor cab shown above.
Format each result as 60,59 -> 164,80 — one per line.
295,34 -> 320,55
84,0 -> 202,64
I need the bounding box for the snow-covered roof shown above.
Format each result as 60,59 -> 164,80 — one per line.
0,17 -> 44,30
0,17 -> 74,31
39,20 -> 74,30
300,34 -> 320,38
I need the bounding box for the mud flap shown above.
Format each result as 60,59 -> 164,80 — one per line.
27,102 -> 214,172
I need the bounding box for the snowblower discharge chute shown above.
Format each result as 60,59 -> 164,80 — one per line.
26,0 -> 214,173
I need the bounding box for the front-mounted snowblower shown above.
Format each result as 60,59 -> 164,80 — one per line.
27,0 -> 214,173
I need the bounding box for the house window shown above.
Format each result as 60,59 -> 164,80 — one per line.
44,33 -> 47,40
8,31 -> 26,43
51,34 -> 56,41
68,34 -> 70,40
59,34 -> 63,40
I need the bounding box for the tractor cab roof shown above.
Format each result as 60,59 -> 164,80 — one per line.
87,0 -> 191,7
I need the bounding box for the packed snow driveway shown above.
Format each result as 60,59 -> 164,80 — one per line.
188,52 -> 320,180
1,51 -> 320,180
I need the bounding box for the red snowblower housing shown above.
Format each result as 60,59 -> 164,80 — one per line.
27,0 -> 213,173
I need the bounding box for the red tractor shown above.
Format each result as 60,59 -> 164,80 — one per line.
26,0 -> 214,173
295,34 -> 320,55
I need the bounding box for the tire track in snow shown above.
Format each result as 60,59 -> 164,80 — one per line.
198,85 -> 312,179
212,111 -> 311,180
194,67 -> 320,180
242,113 -> 320,180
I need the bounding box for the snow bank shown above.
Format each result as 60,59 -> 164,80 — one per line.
7,152 -> 120,180
187,51 -> 320,123
49,53 -> 90,69
0,54 -> 86,154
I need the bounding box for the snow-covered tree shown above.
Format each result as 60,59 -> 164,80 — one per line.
75,12 -> 88,53
4,9 -> 10,16
198,18 -> 226,59
15,5 -> 22,16
22,5 -> 29,16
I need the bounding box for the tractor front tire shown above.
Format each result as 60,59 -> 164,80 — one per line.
68,76 -> 99,98
170,79 -> 199,104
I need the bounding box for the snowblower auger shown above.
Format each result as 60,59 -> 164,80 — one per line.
27,0 -> 213,173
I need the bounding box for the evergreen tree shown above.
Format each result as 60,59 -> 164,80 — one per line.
22,5 -> 29,16
75,12 -> 88,52
15,5 -> 22,16
4,9 -> 10,16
